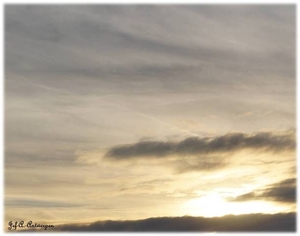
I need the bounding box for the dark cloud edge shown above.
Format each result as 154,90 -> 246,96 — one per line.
27,212 -> 296,232
231,178 -> 296,203
105,131 -> 295,160
102,131 -> 295,173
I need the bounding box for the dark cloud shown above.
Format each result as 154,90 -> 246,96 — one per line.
105,131 -> 295,159
232,178 -> 296,203
37,213 -> 295,232
103,131 -> 294,173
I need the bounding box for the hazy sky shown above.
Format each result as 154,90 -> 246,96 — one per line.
5,4 -> 296,230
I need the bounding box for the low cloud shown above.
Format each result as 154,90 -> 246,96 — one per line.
232,178 -> 296,203
38,213 -> 295,232
103,131 -> 295,173
105,131 -> 295,159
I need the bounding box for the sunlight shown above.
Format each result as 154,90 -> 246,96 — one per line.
181,193 -> 288,217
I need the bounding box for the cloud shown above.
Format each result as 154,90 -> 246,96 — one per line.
102,131 -> 295,173
232,178 -> 296,203
100,131 -> 296,174
5,5 -> 296,225
5,5 -> 295,87
5,5 -> 296,161
105,131 -> 295,159
34,213 -> 295,232
5,197 -> 83,208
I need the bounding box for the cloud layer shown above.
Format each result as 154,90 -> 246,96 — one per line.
39,213 -> 296,232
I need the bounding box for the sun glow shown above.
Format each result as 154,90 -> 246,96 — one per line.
181,193 -> 288,217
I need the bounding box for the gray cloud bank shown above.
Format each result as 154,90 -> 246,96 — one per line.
105,131 -> 295,158
41,213 -> 296,232
104,131 -> 295,173
232,178 -> 296,203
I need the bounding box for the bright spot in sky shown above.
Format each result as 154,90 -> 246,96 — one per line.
181,193 -> 289,217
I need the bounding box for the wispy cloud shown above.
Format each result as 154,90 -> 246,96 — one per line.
5,197 -> 84,208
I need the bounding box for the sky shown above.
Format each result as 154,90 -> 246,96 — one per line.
4,4 -> 296,231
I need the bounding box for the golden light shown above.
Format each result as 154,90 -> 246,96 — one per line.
181,193 -> 289,217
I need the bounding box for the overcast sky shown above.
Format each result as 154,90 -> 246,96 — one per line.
4,4 -> 296,231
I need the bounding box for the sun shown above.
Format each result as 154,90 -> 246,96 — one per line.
181,193 -> 288,217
